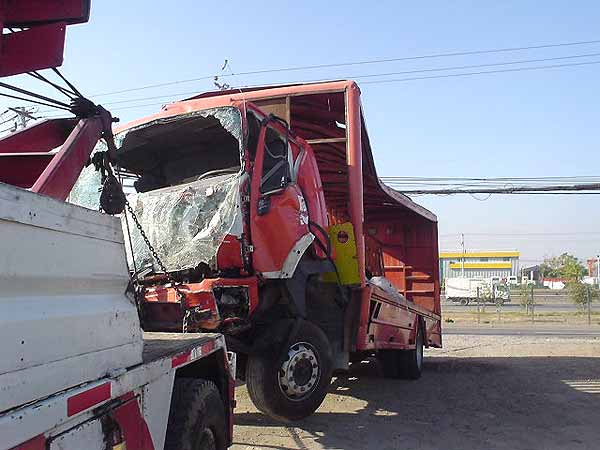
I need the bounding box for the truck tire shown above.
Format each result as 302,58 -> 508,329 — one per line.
246,319 -> 333,421
165,378 -> 227,450
397,325 -> 424,380
378,325 -> 424,380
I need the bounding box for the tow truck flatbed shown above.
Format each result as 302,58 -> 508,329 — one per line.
142,332 -> 225,363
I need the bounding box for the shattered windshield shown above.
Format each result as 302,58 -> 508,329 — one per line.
125,173 -> 242,272
68,106 -> 244,272
68,106 -> 243,208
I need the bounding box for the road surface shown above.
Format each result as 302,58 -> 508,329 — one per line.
442,301 -> 600,313
232,334 -> 600,450
445,326 -> 600,337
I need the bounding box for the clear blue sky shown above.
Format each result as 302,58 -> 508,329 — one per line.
5,1 -> 600,265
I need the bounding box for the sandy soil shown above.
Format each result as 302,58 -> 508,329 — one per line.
231,335 -> 600,450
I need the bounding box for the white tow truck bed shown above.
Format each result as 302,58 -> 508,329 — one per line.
0,183 -> 234,449
0,332 -> 229,450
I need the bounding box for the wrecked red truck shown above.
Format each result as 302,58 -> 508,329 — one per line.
67,80 -> 442,421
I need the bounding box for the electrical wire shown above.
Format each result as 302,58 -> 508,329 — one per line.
34,51 -> 600,113
440,231 -> 600,237
0,125 -> 16,134
382,176 -> 600,181
0,113 -> 18,127
361,59 -> 600,85
37,57 -> 600,118
90,38 -> 600,97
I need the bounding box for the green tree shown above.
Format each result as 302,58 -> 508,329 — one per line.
539,253 -> 586,281
519,283 -> 533,311
568,282 -> 599,309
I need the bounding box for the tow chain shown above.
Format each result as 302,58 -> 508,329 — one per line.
94,145 -> 191,332
125,197 -> 191,333
121,186 -> 191,332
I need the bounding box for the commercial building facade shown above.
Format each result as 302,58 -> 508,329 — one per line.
439,251 -> 520,285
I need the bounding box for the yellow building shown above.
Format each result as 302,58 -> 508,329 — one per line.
439,250 -> 520,284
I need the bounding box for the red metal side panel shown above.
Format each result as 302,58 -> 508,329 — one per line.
0,153 -> 54,187
216,233 -> 244,270
112,396 -> 155,450
424,316 -> 442,348
2,0 -> 90,26
31,118 -> 103,200
0,23 -> 66,76
371,218 -> 439,314
0,119 -> 77,153
9,435 -> 46,450
66,382 -> 111,417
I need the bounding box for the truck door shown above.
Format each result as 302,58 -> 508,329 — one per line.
249,117 -> 311,278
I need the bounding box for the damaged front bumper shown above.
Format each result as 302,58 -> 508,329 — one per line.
141,276 -> 259,332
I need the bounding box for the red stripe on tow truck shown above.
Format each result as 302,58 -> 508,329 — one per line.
201,341 -> 215,355
171,351 -> 191,368
171,341 -> 217,368
10,434 -> 46,450
67,382 -> 111,416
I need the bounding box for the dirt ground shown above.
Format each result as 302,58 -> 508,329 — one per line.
231,334 -> 600,450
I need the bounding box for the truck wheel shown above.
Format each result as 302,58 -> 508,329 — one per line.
246,319 -> 333,421
165,378 -> 227,450
398,325 -> 424,380
460,298 -> 470,306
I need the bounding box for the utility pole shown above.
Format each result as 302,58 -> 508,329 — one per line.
461,233 -> 465,278
8,107 -> 37,130
597,254 -> 599,285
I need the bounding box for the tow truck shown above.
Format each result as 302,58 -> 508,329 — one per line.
65,81 -> 443,421
0,2 -> 234,449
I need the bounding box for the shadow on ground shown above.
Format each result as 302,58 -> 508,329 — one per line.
233,355 -> 600,450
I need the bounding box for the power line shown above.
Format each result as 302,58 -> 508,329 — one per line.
394,183 -> 600,195
361,59 -> 600,85
0,125 -> 16,134
39,57 -> 600,119
0,113 -> 17,127
382,176 -> 600,194
90,38 -> 600,98
440,232 -> 600,237
382,176 -> 600,181
37,51 -> 600,112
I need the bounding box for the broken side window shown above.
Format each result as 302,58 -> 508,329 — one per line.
260,126 -> 291,194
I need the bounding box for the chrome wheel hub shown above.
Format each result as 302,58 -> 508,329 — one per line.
278,342 -> 320,400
